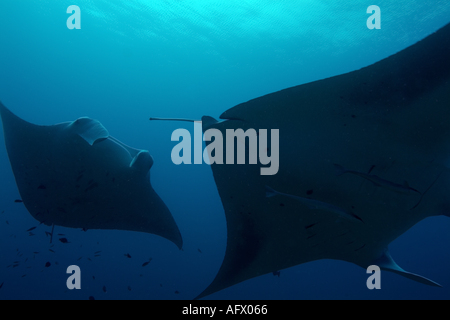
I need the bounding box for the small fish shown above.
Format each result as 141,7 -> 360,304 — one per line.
49,249 -> 55,253
92,276 -> 95,280
14,199 -> 23,203
175,290 -> 180,294
45,231 -> 52,237
77,257 -> 83,261
88,296 -> 95,300
94,254 -> 101,257
45,262 -> 51,268
37,184 -> 46,190
102,286 -> 107,293
28,232 -> 35,236
33,252 -> 39,254
333,164 -> 421,195
1,210 -> 4,214
273,271 -> 281,277
82,228 -> 88,232
124,253 -> 131,258
305,223 -> 318,230
127,286 -> 132,291
26,227 -> 36,232
142,259 -> 152,267
265,186 -> 363,222
59,238 -> 69,243
57,233 -> 65,236
94,251 -> 102,254
0,282 -> 3,289
198,248 -> 202,254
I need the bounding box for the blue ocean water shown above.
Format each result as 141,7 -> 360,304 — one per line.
0,0 -> 449,300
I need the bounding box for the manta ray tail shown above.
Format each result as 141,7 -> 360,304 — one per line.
265,186 -> 278,198
372,250 -> 442,287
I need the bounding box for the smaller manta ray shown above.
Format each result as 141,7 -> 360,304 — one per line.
0,101 -> 182,249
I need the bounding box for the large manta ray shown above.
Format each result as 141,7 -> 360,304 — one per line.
0,103 -> 182,249
191,23 -> 450,298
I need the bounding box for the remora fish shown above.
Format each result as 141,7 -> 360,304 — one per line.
265,186 -> 363,222
333,164 -> 421,195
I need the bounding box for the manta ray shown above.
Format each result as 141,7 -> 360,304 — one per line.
194,22 -> 450,298
152,22 -> 450,298
0,102 -> 182,249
